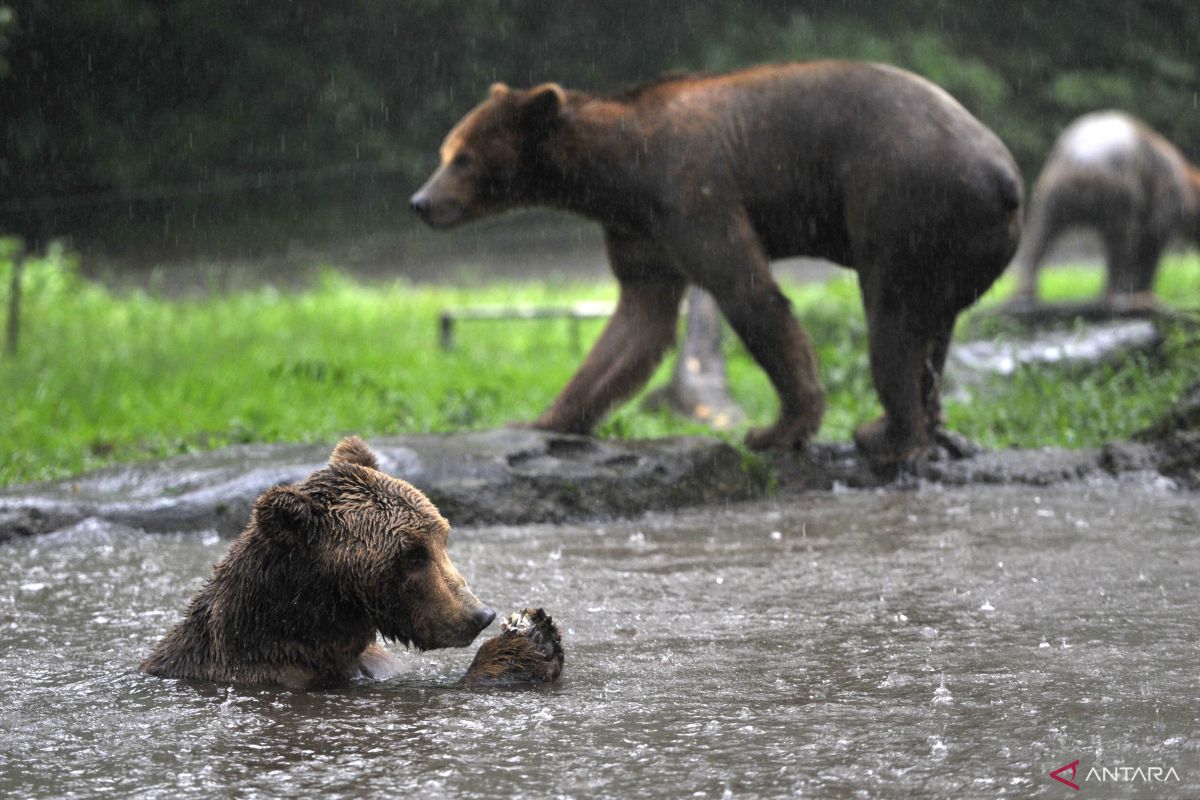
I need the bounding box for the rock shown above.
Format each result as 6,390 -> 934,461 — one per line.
949,319 -> 1163,380
0,429 -> 763,539
1136,382 -> 1200,488
4,404 -> 1199,540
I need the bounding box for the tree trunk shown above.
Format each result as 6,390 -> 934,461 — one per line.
642,287 -> 745,429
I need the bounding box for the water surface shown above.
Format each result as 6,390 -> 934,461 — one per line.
2,484 -> 1197,798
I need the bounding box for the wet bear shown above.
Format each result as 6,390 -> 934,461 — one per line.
464,607 -> 564,687
142,437 -> 495,689
1011,111 -> 1200,312
411,61 -> 1022,468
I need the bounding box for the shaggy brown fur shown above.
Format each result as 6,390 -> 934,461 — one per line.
411,61 -> 1021,469
464,608 -> 563,687
142,436 -> 495,689
1012,111 -> 1200,312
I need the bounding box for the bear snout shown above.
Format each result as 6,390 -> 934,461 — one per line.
421,605 -> 494,649
473,605 -> 497,633
409,170 -> 472,228
409,191 -> 466,228
409,190 -> 433,222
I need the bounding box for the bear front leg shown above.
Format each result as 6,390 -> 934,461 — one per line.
680,217 -> 825,450
534,275 -> 686,435
1007,180 -> 1068,310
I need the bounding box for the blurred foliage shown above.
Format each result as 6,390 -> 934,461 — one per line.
0,5 -> 11,77
1,1 -> 1198,253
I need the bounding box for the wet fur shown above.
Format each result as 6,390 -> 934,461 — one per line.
464,608 -> 564,687
142,436 -> 492,690
413,61 -> 1022,469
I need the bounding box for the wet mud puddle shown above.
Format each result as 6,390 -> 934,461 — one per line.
2,484 -> 1197,798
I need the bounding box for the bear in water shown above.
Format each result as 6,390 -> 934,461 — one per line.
411,61 -> 1022,469
142,436 -> 495,689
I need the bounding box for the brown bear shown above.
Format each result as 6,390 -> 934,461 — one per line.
463,607 -> 564,687
410,60 -> 1022,468
1010,111 -> 1200,313
142,436 -> 496,689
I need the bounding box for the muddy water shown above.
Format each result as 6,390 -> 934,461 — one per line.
1,485 -> 1197,799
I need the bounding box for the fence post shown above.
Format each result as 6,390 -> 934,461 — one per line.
6,248 -> 23,357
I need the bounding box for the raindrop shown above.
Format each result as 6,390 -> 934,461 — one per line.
932,678 -> 953,705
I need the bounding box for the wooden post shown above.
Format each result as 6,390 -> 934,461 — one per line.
439,311 -> 455,350
6,248 -> 22,357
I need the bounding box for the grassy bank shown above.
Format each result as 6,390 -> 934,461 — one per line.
2,244 -> 1198,488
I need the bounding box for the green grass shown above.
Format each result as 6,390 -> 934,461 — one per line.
2,241 -> 1199,488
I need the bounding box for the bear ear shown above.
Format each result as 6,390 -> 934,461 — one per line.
253,485 -> 317,539
520,83 -> 565,128
489,82 -> 510,100
329,435 -> 381,471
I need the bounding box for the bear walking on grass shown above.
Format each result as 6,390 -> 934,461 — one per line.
1010,111 -> 1200,313
142,436 -> 496,690
411,60 -> 1022,469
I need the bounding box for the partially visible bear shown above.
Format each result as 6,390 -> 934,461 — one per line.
463,607 -> 564,687
411,61 -> 1022,468
1011,111 -> 1200,313
142,436 -> 496,689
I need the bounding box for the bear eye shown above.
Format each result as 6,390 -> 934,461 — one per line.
401,546 -> 430,568
451,152 -> 472,169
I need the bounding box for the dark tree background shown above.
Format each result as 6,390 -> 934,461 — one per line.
1,0 -> 1197,260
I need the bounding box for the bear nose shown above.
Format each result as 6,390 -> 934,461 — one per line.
473,606 -> 496,632
409,192 -> 431,220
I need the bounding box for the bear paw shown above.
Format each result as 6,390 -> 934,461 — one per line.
853,415 -> 927,473
463,607 -> 564,687
743,416 -> 817,451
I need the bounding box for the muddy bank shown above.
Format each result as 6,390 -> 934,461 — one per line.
3,388 -> 1198,539
0,429 -> 761,539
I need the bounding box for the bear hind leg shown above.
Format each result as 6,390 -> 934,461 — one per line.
854,275 -> 936,469
1108,234 -> 1166,313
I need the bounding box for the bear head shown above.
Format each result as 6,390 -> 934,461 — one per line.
216,436 -> 495,658
299,436 -> 494,650
410,82 -> 567,228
